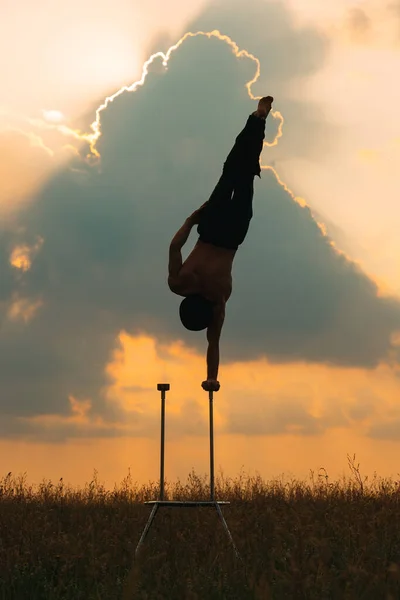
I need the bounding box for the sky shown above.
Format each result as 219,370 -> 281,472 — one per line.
1,0 -> 400,492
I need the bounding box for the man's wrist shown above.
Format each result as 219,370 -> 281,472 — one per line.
252,110 -> 266,120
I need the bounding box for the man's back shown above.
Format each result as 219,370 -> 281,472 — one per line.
168,239 -> 234,303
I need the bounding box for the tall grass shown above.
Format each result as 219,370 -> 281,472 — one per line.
1,455 -> 400,599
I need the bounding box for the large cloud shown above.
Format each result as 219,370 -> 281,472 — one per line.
186,0 -> 339,162
1,0 -> 400,440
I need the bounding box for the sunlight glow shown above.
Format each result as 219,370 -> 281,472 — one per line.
42,110 -> 65,123
9,238 -> 44,271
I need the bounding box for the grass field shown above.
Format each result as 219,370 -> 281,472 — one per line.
1,455 -> 400,599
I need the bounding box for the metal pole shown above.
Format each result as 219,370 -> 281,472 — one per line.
157,384 -> 170,501
209,390 -> 215,502
160,391 -> 165,501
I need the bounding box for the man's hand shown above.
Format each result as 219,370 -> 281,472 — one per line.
202,379 -> 220,392
187,202 -> 208,225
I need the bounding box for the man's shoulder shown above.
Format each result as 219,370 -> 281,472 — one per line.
168,272 -> 199,295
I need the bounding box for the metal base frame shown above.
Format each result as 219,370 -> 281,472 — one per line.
134,384 -> 241,561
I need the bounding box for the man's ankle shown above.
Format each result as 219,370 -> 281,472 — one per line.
252,110 -> 266,120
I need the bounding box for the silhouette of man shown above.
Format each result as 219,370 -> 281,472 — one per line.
168,96 -> 274,392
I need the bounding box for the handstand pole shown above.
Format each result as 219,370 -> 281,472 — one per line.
134,383 -> 241,560
209,388 -> 215,501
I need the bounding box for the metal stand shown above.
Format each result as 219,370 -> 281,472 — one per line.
135,383 -> 241,560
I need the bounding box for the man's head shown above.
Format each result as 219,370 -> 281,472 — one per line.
179,295 -> 214,331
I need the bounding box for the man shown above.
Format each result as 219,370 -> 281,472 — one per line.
168,96 -> 274,392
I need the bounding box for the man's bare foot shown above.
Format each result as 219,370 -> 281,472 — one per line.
253,96 -> 274,119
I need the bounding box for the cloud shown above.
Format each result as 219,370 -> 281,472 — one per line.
389,1 -> 400,41
185,0 -> 336,162
391,0 -> 400,16
0,126 -> 84,224
346,7 -> 372,43
339,1 -> 400,46
227,394 -> 324,437
1,0 -> 400,441
188,0 -> 328,81
368,418 -> 400,441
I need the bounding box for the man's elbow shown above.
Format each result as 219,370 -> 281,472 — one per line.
207,325 -> 221,346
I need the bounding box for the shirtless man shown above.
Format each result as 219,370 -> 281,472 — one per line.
168,96 -> 274,392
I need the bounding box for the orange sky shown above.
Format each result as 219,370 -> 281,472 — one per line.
1,332 -> 400,491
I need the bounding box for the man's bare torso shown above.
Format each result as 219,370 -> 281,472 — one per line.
168,239 -> 235,303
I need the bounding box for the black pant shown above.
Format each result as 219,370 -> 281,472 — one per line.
197,114 -> 266,251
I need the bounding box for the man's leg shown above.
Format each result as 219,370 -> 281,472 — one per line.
197,112 -> 266,248
201,112 -> 265,209
223,112 -> 266,180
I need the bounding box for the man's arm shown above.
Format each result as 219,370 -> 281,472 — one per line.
168,243 -> 183,281
170,218 -> 194,249
205,302 -> 226,383
168,218 -> 195,280
168,207 -> 208,280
